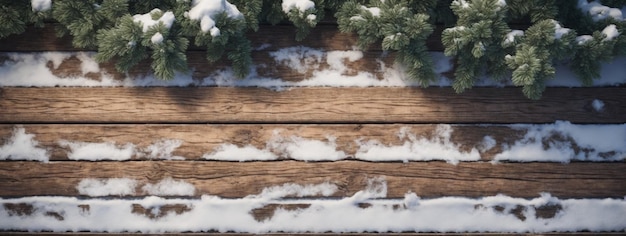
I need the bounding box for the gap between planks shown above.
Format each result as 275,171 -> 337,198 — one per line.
1,161 -> 625,198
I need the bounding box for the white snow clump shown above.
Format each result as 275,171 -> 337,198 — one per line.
142,177 -> 196,196
77,178 -> 138,197
186,0 -> 243,37
133,9 -> 176,33
31,0 -> 51,12
282,0 -> 315,14
0,127 -> 49,162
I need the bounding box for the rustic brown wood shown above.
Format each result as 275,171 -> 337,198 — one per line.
0,24 -> 445,52
34,50 -> 399,83
0,87 -> 623,124
1,161 -> 624,198
0,124 -> 603,161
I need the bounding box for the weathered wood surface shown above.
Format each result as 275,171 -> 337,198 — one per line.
0,24 -> 445,52
0,124 -> 617,161
0,87 -> 623,124
1,161 -> 625,198
29,50 -> 401,83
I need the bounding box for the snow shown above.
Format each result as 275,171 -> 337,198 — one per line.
602,24 -> 620,41
269,46 -> 324,73
76,52 -> 101,75
77,178 -> 138,197
142,177 -> 196,196
0,50 -> 624,88
31,0 -> 51,12
204,131 -> 344,161
269,133 -> 346,161
252,182 -> 338,199
0,127 -> 49,162
361,6 -> 381,17
3,122 -> 624,163
59,141 -> 135,161
2,179 -> 626,233
142,139 -> 185,160
504,30 -> 524,45
203,144 -> 278,161
576,35 -> 593,45
454,0 -> 470,9
592,99 -> 605,112
151,32 -> 164,44
493,121 -> 626,163
355,125 -> 481,164
133,9 -> 176,33
478,135 -> 497,152
552,20 -> 571,40
578,0 -> 624,21
0,52 -> 121,87
306,14 -> 316,22
282,0 -> 315,14
187,0 -> 243,34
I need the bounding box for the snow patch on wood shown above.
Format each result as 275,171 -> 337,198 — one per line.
2,179 -> 626,233
0,127 -> 49,162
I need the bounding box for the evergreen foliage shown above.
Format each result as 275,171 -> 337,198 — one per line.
572,25 -> 621,86
53,0 -> 128,48
442,0 -> 510,93
178,0 -> 250,79
336,0 -> 436,87
506,0 -> 556,22
230,0 -> 263,31
568,0 -> 625,86
0,0 -> 624,99
128,0 -> 177,14
287,2 -> 318,41
0,1 -> 48,39
505,20 -> 576,99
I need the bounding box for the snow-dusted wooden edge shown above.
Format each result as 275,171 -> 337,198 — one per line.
1,87 -> 624,124
1,161 -> 624,198
1,124 -> 624,162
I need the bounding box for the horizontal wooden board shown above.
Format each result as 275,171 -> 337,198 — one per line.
34,50 -> 401,84
0,124 -> 613,162
0,24 -> 444,52
0,87 -> 624,124
1,161 -> 624,198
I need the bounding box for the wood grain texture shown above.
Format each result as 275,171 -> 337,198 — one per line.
33,50 -> 400,83
0,87 -> 624,124
0,124 -> 599,161
1,161 -> 624,198
0,24 -> 444,52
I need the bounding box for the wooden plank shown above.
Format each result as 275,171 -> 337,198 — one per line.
0,24 -> 444,52
0,124 -> 589,161
0,161 -> 624,198
35,50 -> 399,83
0,87 -> 624,124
